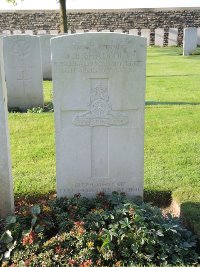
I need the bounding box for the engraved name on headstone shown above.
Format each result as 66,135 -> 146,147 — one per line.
0,38 -> 14,217
3,35 -> 43,109
51,33 -> 146,198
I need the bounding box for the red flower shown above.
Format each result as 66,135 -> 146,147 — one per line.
55,245 -> 62,254
79,259 -> 93,267
22,231 -> 37,246
24,259 -> 31,266
68,259 -> 77,266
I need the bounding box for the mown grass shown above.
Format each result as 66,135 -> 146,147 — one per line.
8,47 -> 200,240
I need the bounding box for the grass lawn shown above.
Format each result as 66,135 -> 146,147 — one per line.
8,47 -> 200,239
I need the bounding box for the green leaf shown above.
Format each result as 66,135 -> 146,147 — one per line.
0,230 -> 13,244
31,217 -> 37,226
156,230 -> 164,237
31,205 -> 41,215
22,229 -> 31,236
6,215 -> 16,225
35,224 -> 44,233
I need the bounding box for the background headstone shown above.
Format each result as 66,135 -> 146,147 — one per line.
3,35 -> 44,110
168,28 -> 178,46
13,30 -> 22,34
89,29 -> 97,32
197,27 -> 200,45
129,29 -> 138,35
37,30 -> 47,35
75,29 -> 84,33
25,30 -> 33,35
155,28 -> 164,46
183,27 -> 197,56
114,29 -> 123,33
39,34 -> 55,80
50,30 -> 58,35
2,30 -> 11,35
51,33 -> 146,198
141,29 -> 150,46
0,38 -> 14,217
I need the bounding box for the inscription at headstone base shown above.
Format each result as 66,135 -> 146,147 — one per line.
51,33 -> 146,198
0,38 -> 14,217
3,35 -> 44,109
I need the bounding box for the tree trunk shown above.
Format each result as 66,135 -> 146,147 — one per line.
59,0 -> 68,33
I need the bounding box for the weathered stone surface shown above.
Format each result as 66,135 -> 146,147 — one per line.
39,34 -> 55,80
3,35 -> 44,110
168,28 -> 178,46
141,29 -> 150,46
183,28 -> 197,56
13,30 -> 22,34
0,38 -> 14,217
155,28 -> 164,46
24,30 -> 33,35
51,33 -> 146,198
197,27 -> 200,45
129,29 -> 138,35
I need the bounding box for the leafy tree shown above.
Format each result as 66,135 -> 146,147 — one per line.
7,0 -> 68,33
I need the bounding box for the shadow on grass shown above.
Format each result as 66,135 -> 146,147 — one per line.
8,102 -> 54,113
144,189 -> 172,208
145,101 -> 200,106
14,189 -> 173,209
147,74 -> 197,77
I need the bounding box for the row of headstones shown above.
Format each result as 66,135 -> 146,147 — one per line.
2,27 -> 200,46
1,27 -> 199,111
1,33 -> 146,216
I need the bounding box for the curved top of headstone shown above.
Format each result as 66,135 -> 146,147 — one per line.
51,32 -> 147,63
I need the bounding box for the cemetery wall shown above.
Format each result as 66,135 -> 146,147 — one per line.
0,8 -> 200,45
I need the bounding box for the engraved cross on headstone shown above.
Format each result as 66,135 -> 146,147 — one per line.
71,78 -> 138,179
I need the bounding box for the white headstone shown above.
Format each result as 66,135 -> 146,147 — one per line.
168,28 -> 178,46
183,28 -> 197,56
38,30 -> 47,35
25,30 -> 33,35
13,30 -> 22,34
114,29 -> 123,33
2,30 -> 11,35
0,38 -> 14,217
50,30 -> 58,35
129,29 -> 138,35
155,28 -> 164,46
197,27 -> 200,45
39,34 -> 55,80
141,29 -> 150,46
75,29 -> 84,33
3,35 -> 44,110
89,29 -> 97,32
51,33 -> 146,198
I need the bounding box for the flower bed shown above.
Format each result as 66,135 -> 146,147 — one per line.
0,192 -> 199,266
